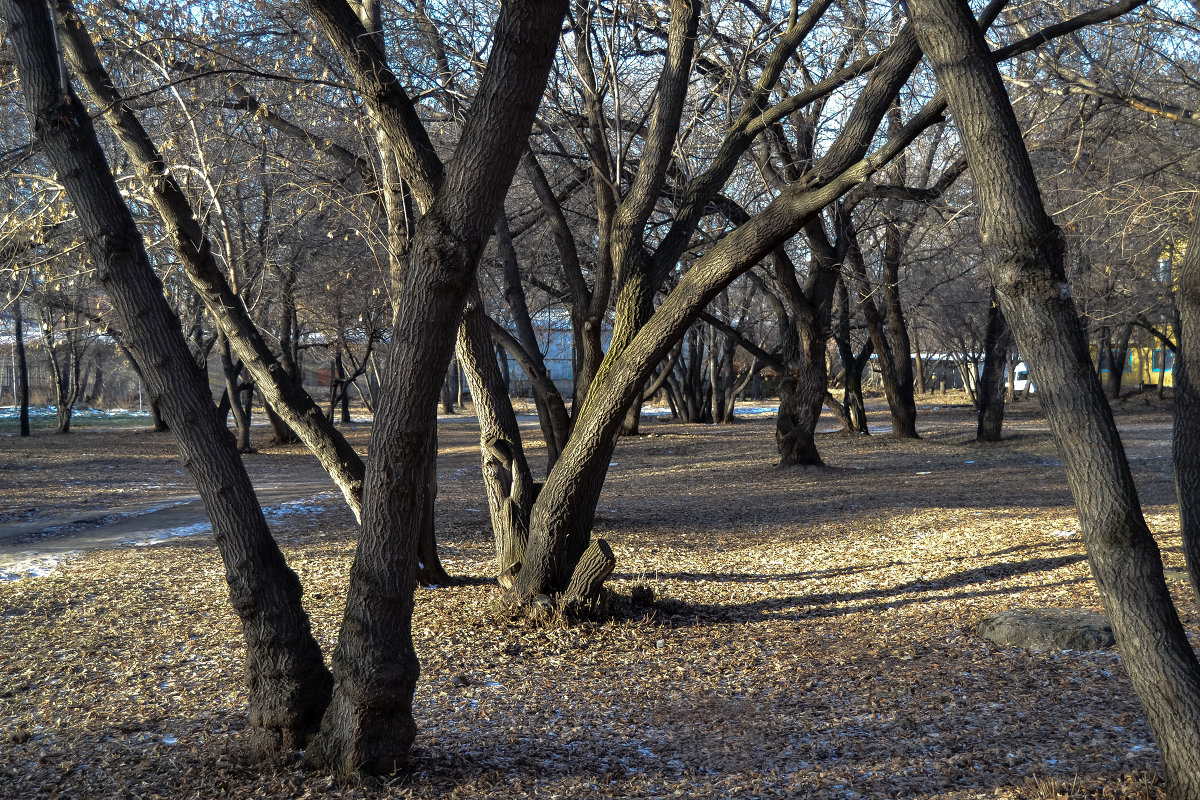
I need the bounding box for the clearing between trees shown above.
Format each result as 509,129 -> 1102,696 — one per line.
0,395 -> 1185,799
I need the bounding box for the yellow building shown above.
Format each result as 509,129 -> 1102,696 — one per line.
1094,339 -> 1176,391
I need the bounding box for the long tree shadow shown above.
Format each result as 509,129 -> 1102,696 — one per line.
611,563 -> 876,585
650,552 -> 1090,626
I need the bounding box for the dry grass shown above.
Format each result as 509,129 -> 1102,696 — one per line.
0,392 -> 1187,799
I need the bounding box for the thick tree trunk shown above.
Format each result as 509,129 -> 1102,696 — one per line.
776,235 -> 840,464
1175,205 -> 1200,608
776,317 -> 828,465
3,0 -> 331,754
908,1 -> 1200,796
976,288 -> 1012,442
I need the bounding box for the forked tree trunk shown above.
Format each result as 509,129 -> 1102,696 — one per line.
845,226 -> 918,438
518,4 -> 926,600
1105,322 -> 1134,399
908,1 -> 1200,795
1175,205 -> 1200,608
776,239 -> 840,464
976,288 -> 1012,442
834,278 -> 872,434
301,0 -> 565,773
3,0 -> 332,754
49,349 -> 80,434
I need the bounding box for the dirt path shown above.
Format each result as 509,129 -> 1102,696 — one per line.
0,465 -> 341,578
0,398 -> 1174,580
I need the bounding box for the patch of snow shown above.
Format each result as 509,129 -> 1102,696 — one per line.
0,554 -> 69,581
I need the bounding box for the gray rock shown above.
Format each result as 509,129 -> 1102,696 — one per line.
978,607 -> 1115,651
1163,568 -> 1190,584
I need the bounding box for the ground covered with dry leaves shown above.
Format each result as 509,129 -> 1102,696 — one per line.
0,393 -> 1189,799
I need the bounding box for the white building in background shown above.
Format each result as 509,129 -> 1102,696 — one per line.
497,309 -> 612,397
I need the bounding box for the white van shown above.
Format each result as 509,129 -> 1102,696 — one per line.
1012,362 -> 1036,394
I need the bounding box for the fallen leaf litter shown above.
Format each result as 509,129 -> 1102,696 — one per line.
0,396 -> 1184,798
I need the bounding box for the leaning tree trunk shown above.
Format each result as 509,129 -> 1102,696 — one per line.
976,287 -> 1013,442
1175,203 -> 1200,607
3,0 -> 332,754
908,1 -> 1200,796
57,0 -> 366,511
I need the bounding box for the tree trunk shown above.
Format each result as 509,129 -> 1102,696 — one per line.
1106,322 -> 1134,399
57,0 -> 367,510
912,324 -> 926,395
3,0 -> 332,754
776,315 -> 827,465
221,336 -> 254,453
1175,204 -> 1200,609
13,298 -> 30,437
416,416 -> 452,587
976,288 -> 1012,442
845,224 -> 918,438
834,277 -> 871,434
87,351 -> 105,406
441,359 -> 457,414
43,330 -> 78,435
457,286 -> 536,584
302,0 -> 565,773
908,1 -> 1200,795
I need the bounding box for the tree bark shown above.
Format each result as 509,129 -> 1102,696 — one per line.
457,286 -> 537,583
1176,204 -> 1200,609
56,0 -> 364,513
845,221 -> 918,438
908,0 -> 1200,795
221,336 -> 254,453
1105,321 -> 1134,399
3,0 -> 331,755
303,0 -> 566,773
976,287 -> 1012,442
13,298 -> 30,437
833,278 -> 872,434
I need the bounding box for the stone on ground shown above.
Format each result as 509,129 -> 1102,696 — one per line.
978,607 -> 1115,651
